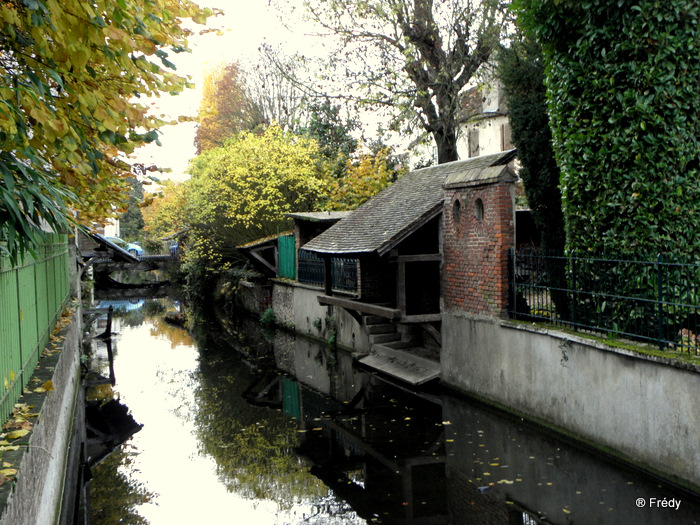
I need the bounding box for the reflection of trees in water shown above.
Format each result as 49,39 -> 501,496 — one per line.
149,316 -> 194,348
192,324 -> 326,508
89,443 -> 155,525
109,299 -> 166,327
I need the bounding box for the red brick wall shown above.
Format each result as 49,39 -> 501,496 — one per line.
442,182 -> 514,317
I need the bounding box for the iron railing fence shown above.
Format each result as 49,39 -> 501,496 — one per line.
298,249 -> 358,294
508,249 -> 700,354
0,235 -> 70,420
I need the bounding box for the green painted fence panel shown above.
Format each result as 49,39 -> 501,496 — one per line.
0,235 -> 70,421
0,258 -> 22,420
282,377 -> 301,420
278,234 -> 296,280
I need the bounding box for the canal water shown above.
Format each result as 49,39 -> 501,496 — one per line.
87,296 -> 700,525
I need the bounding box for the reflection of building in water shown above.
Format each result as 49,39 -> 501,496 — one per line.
239,329 -> 700,525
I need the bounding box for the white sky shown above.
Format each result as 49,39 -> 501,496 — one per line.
135,0 -> 316,181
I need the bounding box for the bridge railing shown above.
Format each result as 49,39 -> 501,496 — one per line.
0,235 -> 70,420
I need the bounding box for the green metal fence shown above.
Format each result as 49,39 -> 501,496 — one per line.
508,249 -> 700,354
0,234 -> 70,421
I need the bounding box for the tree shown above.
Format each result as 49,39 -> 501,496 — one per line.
498,36 -> 564,253
324,148 -> 405,211
246,45 -> 309,133
514,0 -> 700,257
300,0 -> 510,164
141,180 -> 190,241
0,0 -> 213,260
185,126 -> 329,265
194,62 -> 263,154
301,100 -> 359,179
118,177 -> 145,241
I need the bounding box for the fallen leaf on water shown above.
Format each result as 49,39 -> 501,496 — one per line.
6,429 -> 29,440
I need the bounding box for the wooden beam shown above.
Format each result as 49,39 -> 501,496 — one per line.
249,248 -> 277,275
419,322 -> 442,345
317,295 -> 402,320
396,253 -> 441,263
397,258 -> 406,313
400,314 -> 442,323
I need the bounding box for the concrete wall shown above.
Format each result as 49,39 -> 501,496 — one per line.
0,306 -> 84,525
271,280 -> 370,355
441,312 -> 700,491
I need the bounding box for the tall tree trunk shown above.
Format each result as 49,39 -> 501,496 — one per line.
434,127 -> 459,164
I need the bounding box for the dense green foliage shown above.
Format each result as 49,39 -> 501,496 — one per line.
301,100 -> 359,179
514,0 -> 700,257
185,126 -> 328,266
0,0 -> 211,261
498,36 -> 564,252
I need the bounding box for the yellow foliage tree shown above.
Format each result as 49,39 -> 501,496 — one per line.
0,0 -> 214,258
141,180 -> 190,240
194,62 -> 263,154
325,149 -> 405,211
186,125 -> 329,265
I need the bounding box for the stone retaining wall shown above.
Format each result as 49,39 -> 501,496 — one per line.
441,312 -> 700,492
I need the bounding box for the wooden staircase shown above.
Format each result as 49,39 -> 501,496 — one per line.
364,315 -> 401,345
359,314 -> 440,385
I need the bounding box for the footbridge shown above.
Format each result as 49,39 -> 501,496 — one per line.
79,231 -> 179,291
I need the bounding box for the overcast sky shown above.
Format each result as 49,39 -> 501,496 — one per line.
135,0 -> 314,181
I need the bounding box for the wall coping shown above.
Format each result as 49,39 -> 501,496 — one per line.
444,309 -> 700,374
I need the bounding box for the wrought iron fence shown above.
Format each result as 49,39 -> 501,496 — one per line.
0,235 -> 70,420
298,249 -> 358,293
508,249 -> 700,354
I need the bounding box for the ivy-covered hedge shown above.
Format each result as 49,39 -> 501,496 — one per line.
514,0 -> 700,257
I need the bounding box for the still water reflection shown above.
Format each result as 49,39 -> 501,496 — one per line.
88,298 -> 700,525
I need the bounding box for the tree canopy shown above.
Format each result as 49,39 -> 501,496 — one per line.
194,62 -> 264,154
498,36 -> 564,252
185,125 -> 329,265
141,179 -> 189,241
300,0 -> 510,164
0,0 -> 213,259
514,0 -> 700,256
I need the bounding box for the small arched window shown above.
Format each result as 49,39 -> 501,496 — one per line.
474,198 -> 484,222
452,198 -> 461,227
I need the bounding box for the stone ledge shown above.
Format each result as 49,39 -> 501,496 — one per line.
0,303 -> 82,525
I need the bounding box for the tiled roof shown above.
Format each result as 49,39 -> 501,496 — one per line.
302,149 -> 517,255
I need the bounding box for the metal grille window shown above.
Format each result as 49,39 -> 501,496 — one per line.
298,249 -> 358,293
